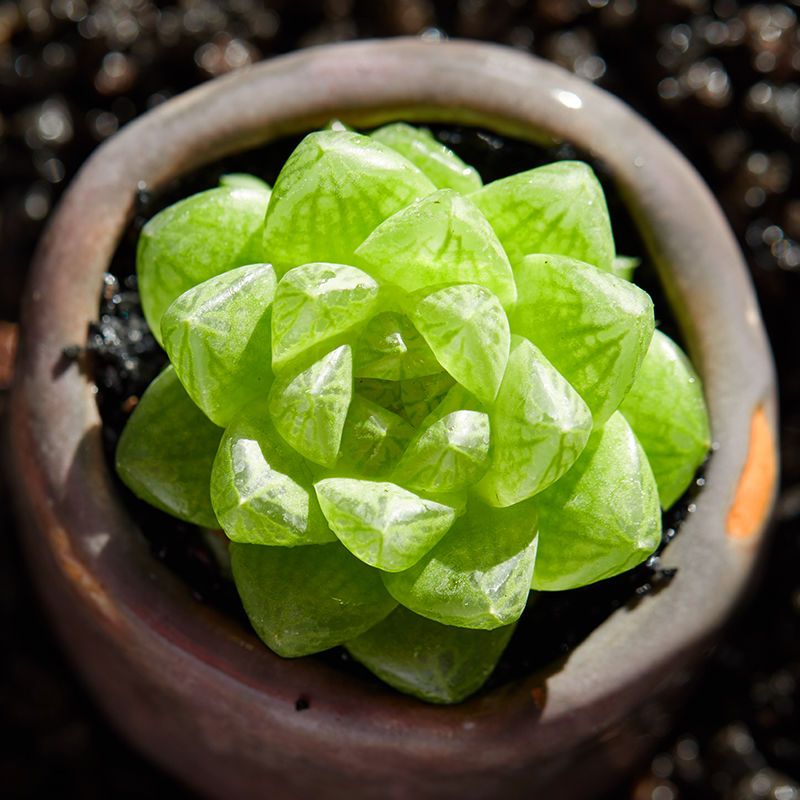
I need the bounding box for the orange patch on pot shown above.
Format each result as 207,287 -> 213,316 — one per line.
727,406 -> 777,540
0,321 -> 19,391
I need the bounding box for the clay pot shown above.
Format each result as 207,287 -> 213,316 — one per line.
7,39 -> 778,799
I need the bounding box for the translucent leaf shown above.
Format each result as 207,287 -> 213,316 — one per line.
393,410 -> 491,493
619,330 -> 711,508
353,311 -> 441,381
346,607 -> 515,704
272,262 -> 379,371
219,173 -> 272,196
262,130 -> 435,272
161,264 -> 276,427
424,488 -> 469,519
611,255 -> 639,281
471,161 -> 614,271
138,186 -> 269,345
355,377 -> 405,417
116,366 -> 221,527
268,345 -> 353,467
337,395 -> 416,478
418,383 -> 485,430
211,410 -> 335,546
399,372 -> 456,427
406,283 -> 510,404
314,479 -> 457,572
231,541 -> 397,657
355,189 -> 516,306
532,412 -> 661,591
475,335 -> 592,508
383,499 -> 538,630
324,119 -> 353,132
510,254 -> 654,423
370,123 -> 483,195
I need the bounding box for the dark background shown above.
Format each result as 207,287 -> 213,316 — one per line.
1,1 -> 799,798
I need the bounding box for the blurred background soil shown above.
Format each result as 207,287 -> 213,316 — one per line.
1,2 -> 800,798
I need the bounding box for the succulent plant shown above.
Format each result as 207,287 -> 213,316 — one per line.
116,123 -> 711,703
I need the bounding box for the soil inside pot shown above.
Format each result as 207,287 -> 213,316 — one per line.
85,125 -> 706,691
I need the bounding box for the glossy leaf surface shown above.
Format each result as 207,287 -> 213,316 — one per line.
383,499 -> 538,629
268,345 -> 353,467
393,410 -> 491,493
231,541 -> 396,657
620,330 -> 711,508
355,189 -> 516,306
420,383 -> 485,428
314,479 -> 457,572
511,254 -> 654,423
355,377 -> 405,417
346,607 -> 515,704
611,255 -> 639,281
211,411 -> 335,546
272,262 -> 379,371
263,130 -> 435,271
161,263 -> 276,426
370,123 -> 482,194
475,336 -> 592,507
353,311 -> 440,380
399,372 -> 456,427
471,161 -> 614,271
116,366 -> 221,527
219,173 -> 272,196
406,283 -> 510,404
138,186 -> 268,344
533,412 -> 661,591
338,395 -> 416,478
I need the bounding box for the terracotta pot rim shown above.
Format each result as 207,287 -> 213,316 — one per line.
8,38 -> 778,795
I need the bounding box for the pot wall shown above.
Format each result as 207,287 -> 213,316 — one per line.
8,39 -> 778,799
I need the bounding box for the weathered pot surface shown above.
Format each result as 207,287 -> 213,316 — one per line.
8,39 -> 778,799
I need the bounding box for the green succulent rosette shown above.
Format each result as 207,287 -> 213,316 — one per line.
116,124 -> 711,704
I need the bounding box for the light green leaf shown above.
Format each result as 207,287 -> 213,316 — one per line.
231,541 -> 397,657
337,395 -> 416,478
419,383 -> 485,430
475,335 -> 592,508
353,311 -> 441,381
399,372 -> 456,427
611,255 -> 640,281
370,123 -> 483,194
471,161 -> 614,271
393,410 -> 491,493
272,262 -> 380,371
511,254 -> 654,423
268,345 -> 353,467
138,186 -> 269,345
116,366 -> 221,527
355,377 -> 405,417
219,173 -> 272,196
406,283 -> 510,404
619,330 -> 710,508
211,410 -> 335,546
355,189 -> 516,307
532,412 -> 661,591
161,263 -> 276,427
314,479 -> 457,572
262,130 -> 435,272
383,499 -> 538,630
346,607 -> 515,704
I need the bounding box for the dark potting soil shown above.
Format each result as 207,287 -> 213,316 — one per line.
86,124 -> 704,690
